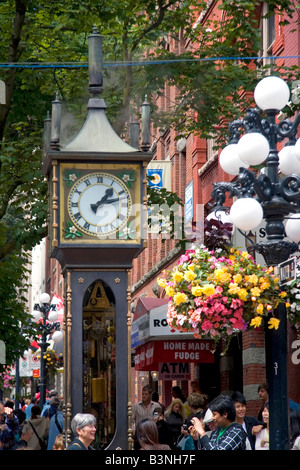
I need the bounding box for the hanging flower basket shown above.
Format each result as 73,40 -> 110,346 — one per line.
157,246 -> 287,346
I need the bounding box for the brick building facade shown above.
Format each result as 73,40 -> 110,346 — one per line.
129,1 -> 300,415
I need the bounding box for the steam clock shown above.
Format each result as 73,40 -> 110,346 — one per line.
42,27 -> 152,449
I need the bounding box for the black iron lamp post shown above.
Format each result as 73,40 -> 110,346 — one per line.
210,75 -> 300,450
31,293 -> 63,408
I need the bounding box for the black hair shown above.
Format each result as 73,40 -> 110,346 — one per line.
4,400 -> 14,410
231,391 -> 246,406
209,395 -> 236,422
290,409 -> 300,445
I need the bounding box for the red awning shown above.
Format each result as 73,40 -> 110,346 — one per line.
134,339 -> 214,371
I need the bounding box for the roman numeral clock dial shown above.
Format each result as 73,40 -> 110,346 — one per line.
65,171 -> 132,239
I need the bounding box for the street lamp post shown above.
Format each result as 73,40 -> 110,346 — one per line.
210,75 -> 300,450
31,293 -> 63,408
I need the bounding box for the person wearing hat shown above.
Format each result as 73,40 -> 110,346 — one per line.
47,398 -> 64,450
41,390 -> 58,418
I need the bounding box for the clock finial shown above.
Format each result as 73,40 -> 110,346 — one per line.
141,95 -> 151,151
88,25 -> 103,96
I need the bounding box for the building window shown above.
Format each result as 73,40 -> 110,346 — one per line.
259,2 -> 276,68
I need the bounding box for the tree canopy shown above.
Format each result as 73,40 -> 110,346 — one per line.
0,0 -> 299,366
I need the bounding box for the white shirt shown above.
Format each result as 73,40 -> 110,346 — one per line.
255,427 -> 269,450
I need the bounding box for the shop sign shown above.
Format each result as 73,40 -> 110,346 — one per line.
135,339 -> 214,370
149,305 -> 194,337
158,362 -> 191,380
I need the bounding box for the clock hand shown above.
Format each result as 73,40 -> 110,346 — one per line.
104,197 -> 121,204
90,188 -> 114,213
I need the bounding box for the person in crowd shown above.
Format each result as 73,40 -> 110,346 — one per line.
47,399 -> 64,450
24,397 -> 37,420
136,418 -> 171,450
165,398 -> 185,444
0,401 -> 5,425
42,390 -> 58,417
132,385 -> 161,431
257,383 -> 269,421
44,396 -> 60,420
13,409 -> 27,444
21,405 -> 49,450
190,394 -> 246,450
188,407 -> 217,449
22,398 -> 31,412
290,409 -> 300,450
255,402 -> 269,450
152,391 -> 165,413
231,391 -> 260,450
67,413 -> 97,450
190,380 -> 201,394
0,401 -> 20,450
173,393 -> 206,450
152,406 -> 174,448
186,392 -> 205,425
52,434 -> 65,450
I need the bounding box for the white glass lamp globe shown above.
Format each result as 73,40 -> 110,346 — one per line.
219,143 -> 249,175
295,138 -> 300,161
230,198 -> 263,231
52,330 -> 63,343
254,76 -> 290,111
285,213 -> 300,243
40,292 -> 50,304
31,309 -> 42,322
48,310 -> 58,322
279,145 -> 300,175
237,132 -> 269,166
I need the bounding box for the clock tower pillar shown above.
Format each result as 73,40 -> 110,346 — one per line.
43,27 -> 152,449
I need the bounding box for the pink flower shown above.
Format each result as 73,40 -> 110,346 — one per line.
201,319 -> 214,331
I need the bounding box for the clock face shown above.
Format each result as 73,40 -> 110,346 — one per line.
67,172 -> 132,237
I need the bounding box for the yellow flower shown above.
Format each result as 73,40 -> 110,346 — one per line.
214,269 -> 231,283
256,303 -> 264,315
268,318 -> 280,330
172,270 -> 184,282
250,316 -> 263,328
260,280 -> 271,291
201,284 -> 216,296
228,283 -> 239,295
278,291 -> 287,298
250,287 -> 261,297
157,278 -> 167,288
237,288 -> 248,301
184,271 -> 197,282
187,264 -> 195,271
246,274 -> 258,285
173,292 -> 188,305
165,286 -> 175,297
233,274 -> 242,284
242,251 -> 250,259
191,286 -> 203,297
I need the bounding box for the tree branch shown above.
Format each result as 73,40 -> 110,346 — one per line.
0,1 -> 29,141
